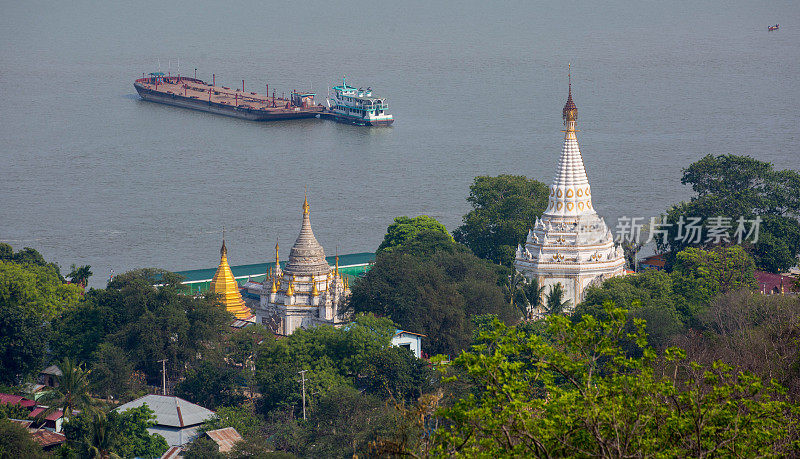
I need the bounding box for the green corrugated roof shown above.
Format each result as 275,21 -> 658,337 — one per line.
175,252 -> 375,284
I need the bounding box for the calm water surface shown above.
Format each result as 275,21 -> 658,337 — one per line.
1,1 -> 798,287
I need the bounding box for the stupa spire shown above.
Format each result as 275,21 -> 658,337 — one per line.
284,193 -> 329,275
210,236 -> 251,319
544,68 -> 593,218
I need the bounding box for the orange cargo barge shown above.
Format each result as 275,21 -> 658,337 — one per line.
134,73 -> 324,121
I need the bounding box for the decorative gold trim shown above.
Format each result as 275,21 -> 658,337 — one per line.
557,189 -> 563,198
566,188 -> 573,198
578,202 -> 585,211
566,202 -> 574,211
557,202 -> 563,211
577,189 -> 583,197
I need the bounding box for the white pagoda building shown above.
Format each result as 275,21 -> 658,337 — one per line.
515,76 -> 625,313
254,195 -> 349,335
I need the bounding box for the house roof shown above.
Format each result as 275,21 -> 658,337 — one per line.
160,446 -> 183,459
40,365 -> 62,376
394,329 -> 427,338
115,395 -> 214,428
30,430 -> 67,448
755,270 -> 797,293
0,393 -> 36,408
28,407 -> 64,421
640,254 -> 666,267
206,427 -> 243,452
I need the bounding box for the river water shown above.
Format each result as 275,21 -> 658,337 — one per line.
1,1 -> 798,287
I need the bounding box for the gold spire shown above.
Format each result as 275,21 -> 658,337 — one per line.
210,238 -> 251,319
275,239 -> 280,267
270,273 -> 278,293
302,190 -> 310,215
286,275 -> 295,296
334,251 -> 339,277
311,274 -> 319,296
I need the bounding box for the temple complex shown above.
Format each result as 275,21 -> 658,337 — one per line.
514,74 -> 625,314
254,196 -> 350,334
210,239 -> 253,319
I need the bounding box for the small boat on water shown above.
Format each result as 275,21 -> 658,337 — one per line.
768,24 -> 779,31
325,78 -> 393,126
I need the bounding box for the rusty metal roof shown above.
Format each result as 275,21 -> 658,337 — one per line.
159,446 -> 183,459
30,430 -> 67,448
205,427 -> 243,452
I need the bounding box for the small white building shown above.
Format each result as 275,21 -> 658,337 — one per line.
391,330 -> 425,359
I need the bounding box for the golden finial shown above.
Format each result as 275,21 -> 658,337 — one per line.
311,274 -> 319,296
271,276 -> 278,293
302,187 -> 310,215
286,275 -> 295,296
335,246 -> 339,276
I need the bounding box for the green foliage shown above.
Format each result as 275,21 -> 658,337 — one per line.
431,304 -> 799,457
671,245 -> 758,326
0,418 -> 48,458
544,283 -> 570,315
657,154 -> 800,272
0,401 -> 29,420
37,358 -> 98,421
347,233 -> 518,356
53,268 -> 231,388
255,314 -> 397,413
579,246 -> 759,341
377,215 -> 453,254
453,175 -> 549,266
359,346 -> 435,402
175,362 -> 246,410
0,258 -> 83,321
90,343 -> 138,400
64,406 -> 169,459
300,386 -> 405,459
183,435 -> 226,459
200,405 -> 265,439
66,264 -> 92,288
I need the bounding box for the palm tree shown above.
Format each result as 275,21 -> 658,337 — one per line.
37,358 -> 97,422
522,277 -> 546,319
67,264 -> 93,289
85,413 -> 120,459
545,283 -> 571,316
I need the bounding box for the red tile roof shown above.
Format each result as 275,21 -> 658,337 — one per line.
0,393 -> 36,408
27,407 -> 64,421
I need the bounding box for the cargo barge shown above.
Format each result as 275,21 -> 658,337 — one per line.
134,72 -> 324,121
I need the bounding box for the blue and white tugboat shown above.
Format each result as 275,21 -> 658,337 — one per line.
325,78 -> 393,126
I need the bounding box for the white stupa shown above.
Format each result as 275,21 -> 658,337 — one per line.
515,74 -> 625,314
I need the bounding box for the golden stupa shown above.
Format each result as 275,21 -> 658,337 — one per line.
210,239 -> 251,319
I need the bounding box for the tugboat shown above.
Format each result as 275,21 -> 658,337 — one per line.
325,78 -> 393,126
768,24 -> 779,31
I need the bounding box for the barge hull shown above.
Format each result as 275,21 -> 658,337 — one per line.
134,83 -> 323,121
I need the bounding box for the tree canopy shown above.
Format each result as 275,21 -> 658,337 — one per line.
656,154 -> 800,272
376,215 -> 453,254
346,231 -> 518,357
429,304 -> 799,457
453,175 -> 549,266
0,251 -> 84,384
577,245 -> 758,341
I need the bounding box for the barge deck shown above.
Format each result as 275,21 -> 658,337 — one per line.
134,74 -> 325,121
